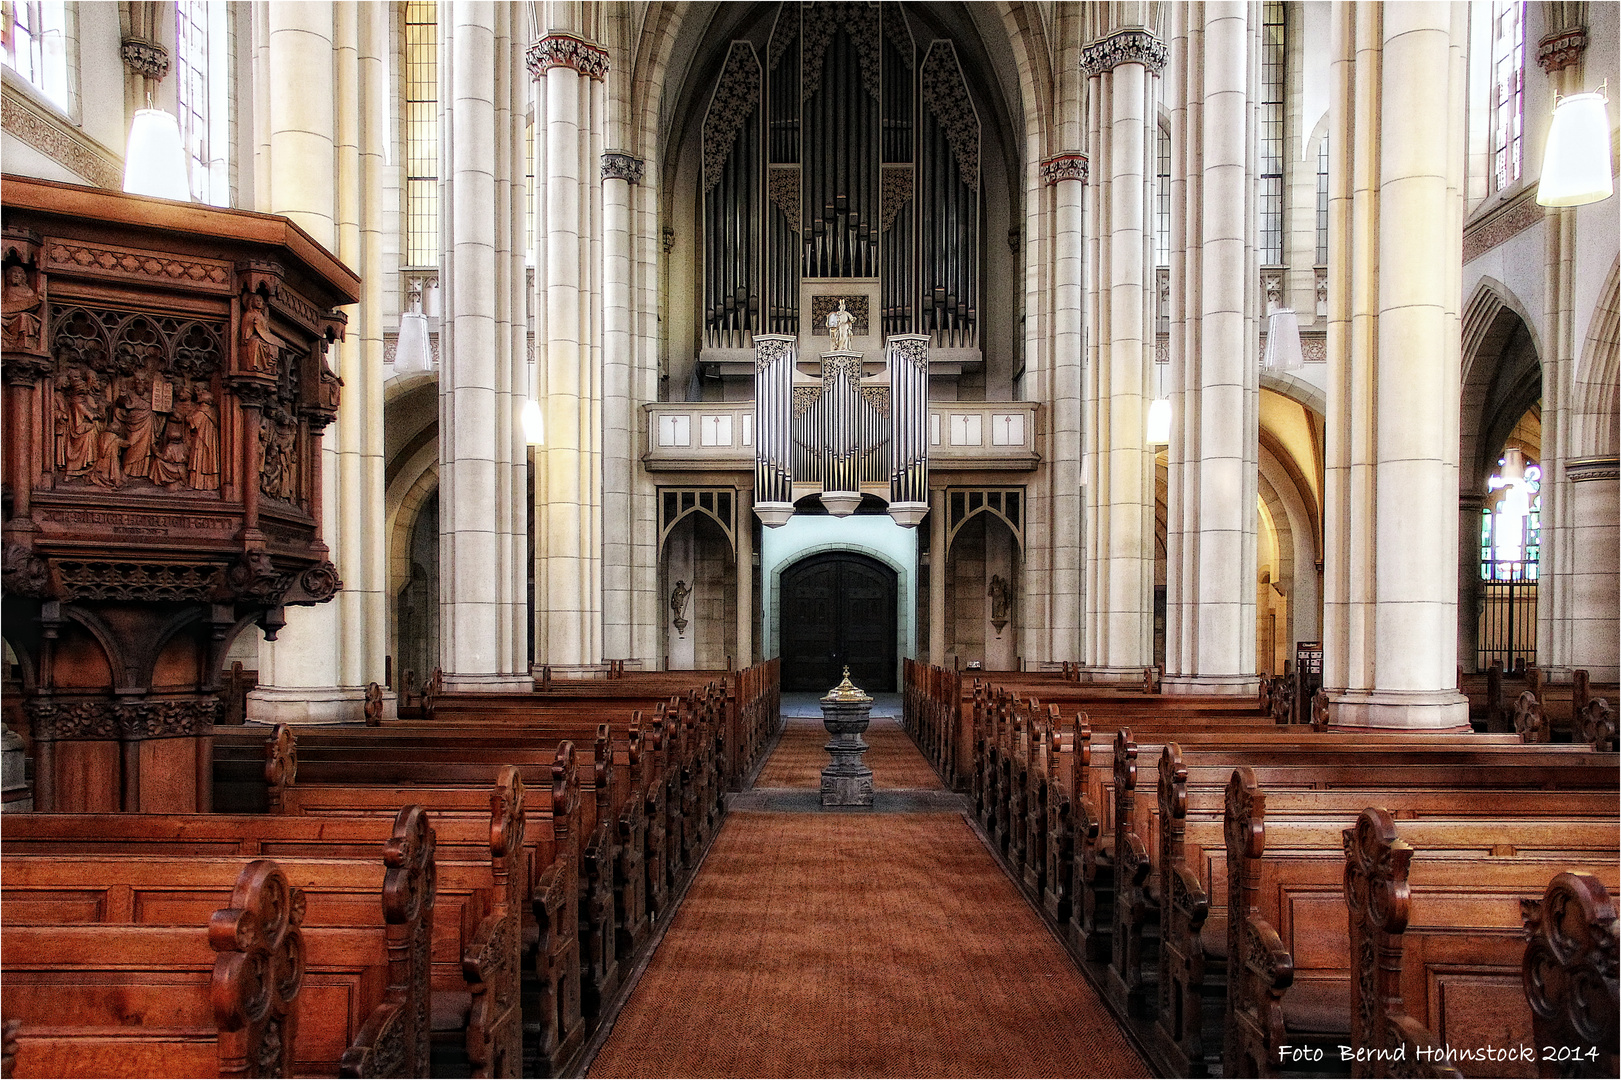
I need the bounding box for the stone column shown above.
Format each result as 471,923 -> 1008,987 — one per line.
436,1 -> 530,692
249,1 -> 391,723
929,485 -> 947,667
1566,458 -> 1620,682
1322,2 -> 1470,729
1163,2 -> 1261,696
736,486 -> 754,668
529,32 -> 610,671
1081,27 -> 1166,675
1534,13 -> 1593,681
602,150 -> 643,662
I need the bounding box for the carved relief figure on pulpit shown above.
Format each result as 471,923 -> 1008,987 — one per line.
186,388 -> 220,490
62,370 -> 102,477
241,292 -> 278,373
828,299 -> 855,352
2,264 -> 43,352
90,376 -> 127,488
149,388 -> 192,490
120,372 -> 158,480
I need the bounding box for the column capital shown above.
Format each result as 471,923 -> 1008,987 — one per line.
526,32 -> 609,80
1568,455 -> 1620,483
119,37 -> 171,80
1081,29 -> 1168,77
1040,152 -> 1089,186
601,151 -> 645,184
1536,27 -> 1588,74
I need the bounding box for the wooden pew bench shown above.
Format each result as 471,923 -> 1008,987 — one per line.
1,859 -> 303,1078
1,811 -> 438,1078
0,793 -> 531,1077
1217,771 -> 1619,1078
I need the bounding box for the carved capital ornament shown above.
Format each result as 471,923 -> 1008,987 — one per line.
526,33 -> 609,80
1081,30 -> 1169,77
601,152 -> 645,184
1041,153 -> 1090,186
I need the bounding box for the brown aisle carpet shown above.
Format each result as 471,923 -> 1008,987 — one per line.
753,716 -> 943,790
588,812 -> 1149,1078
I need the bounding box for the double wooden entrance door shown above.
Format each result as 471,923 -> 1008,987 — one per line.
780,552 -> 898,693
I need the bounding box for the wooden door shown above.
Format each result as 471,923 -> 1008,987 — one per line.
780,553 -> 898,692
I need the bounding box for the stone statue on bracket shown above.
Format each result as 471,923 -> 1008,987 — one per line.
827,299 -> 855,352
988,574 -> 1011,636
669,579 -> 691,636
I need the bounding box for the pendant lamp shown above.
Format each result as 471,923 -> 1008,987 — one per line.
1537,87 -> 1614,207
521,400 -> 545,446
123,109 -> 191,201
1262,308 -> 1305,371
394,312 -> 433,373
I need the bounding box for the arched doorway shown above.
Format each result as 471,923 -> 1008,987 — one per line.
780,552 -> 898,693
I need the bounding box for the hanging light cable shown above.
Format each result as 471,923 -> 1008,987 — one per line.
1537,82 -> 1614,207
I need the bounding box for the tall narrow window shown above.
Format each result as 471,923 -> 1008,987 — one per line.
175,0 -> 231,206
1490,0 -> 1525,192
404,0 -> 439,266
2,0 -> 69,111
1154,122 -> 1170,267
1259,0 -> 1286,265
1314,137 -> 1328,266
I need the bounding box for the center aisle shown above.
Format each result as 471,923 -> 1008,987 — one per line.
586,702 -> 1151,1079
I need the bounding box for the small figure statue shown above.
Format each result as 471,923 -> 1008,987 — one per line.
827,299 -> 855,352
669,579 -> 691,636
185,387 -> 220,490
62,370 -> 102,477
988,574 -> 1011,635
120,372 -> 158,481
240,292 -> 278,373
1,264 -> 43,352
148,399 -> 191,489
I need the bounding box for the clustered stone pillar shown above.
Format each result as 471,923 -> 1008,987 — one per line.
1081,26 -> 1166,676
1533,14 -> 1618,684
1322,2 -> 1470,729
250,0 -> 391,722
436,1 -> 531,692
928,485 -> 948,667
530,31 -> 610,671
602,149 -> 643,664
1163,2 -> 1261,696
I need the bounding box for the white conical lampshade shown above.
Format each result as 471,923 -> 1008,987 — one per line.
1537,92 -> 1614,207
521,399 -> 545,445
1262,309 -> 1305,371
394,312 -> 433,373
1146,398 -> 1172,445
123,109 -> 191,201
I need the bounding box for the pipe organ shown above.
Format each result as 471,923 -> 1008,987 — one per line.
751,334 -> 931,528
702,2 -> 981,356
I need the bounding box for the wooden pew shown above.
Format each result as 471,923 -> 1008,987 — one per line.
0,788 -> 532,1078
1220,775 -> 1619,1077
1520,872 -> 1619,1079
2,809 -> 437,1078
2,859 -> 303,1078
251,738 -> 586,1076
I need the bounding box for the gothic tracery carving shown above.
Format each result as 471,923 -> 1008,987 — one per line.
703,45 -> 763,192
802,2 -> 881,102
920,42 -> 979,191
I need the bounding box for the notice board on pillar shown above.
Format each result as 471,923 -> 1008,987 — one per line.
1295,640 -> 1323,721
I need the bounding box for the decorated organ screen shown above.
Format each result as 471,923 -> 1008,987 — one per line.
701,2 -> 981,352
